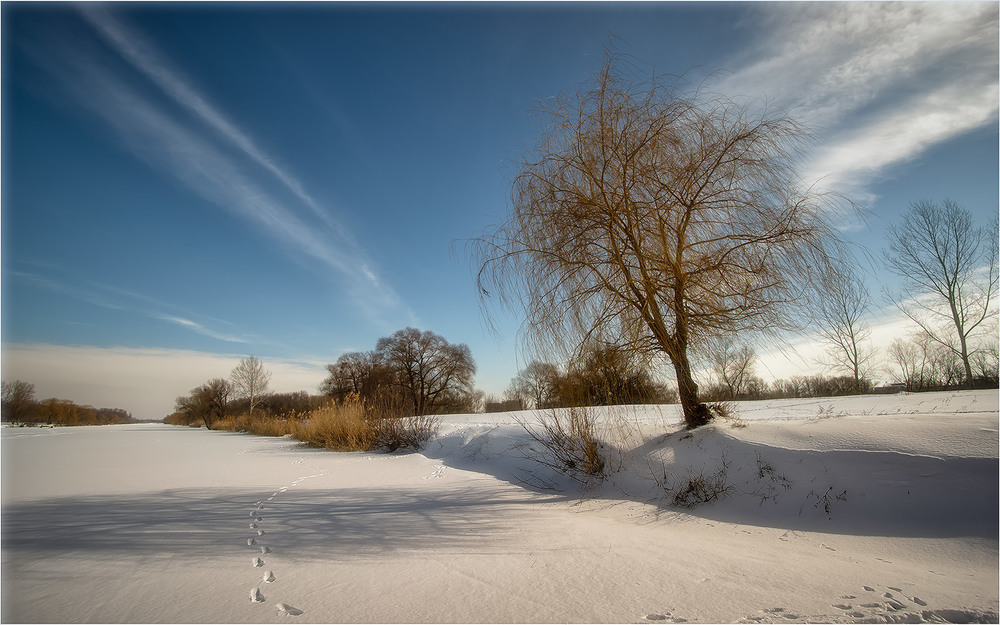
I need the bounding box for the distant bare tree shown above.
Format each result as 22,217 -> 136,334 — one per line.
887,337 -> 930,391
884,199 -> 998,387
376,328 -> 476,416
709,337 -> 757,400
177,378 -> 231,429
320,351 -> 389,400
1,380 -> 36,423
231,355 -> 271,417
509,360 -> 560,409
471,49 -> 847,428
815,267 -> 877,392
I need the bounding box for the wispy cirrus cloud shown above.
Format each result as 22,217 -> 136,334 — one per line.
77,5 -> 340,234
156,316 -> 249,344
26,9 -> 406,322
7,264 -> 250,346
717,2 -> 999,202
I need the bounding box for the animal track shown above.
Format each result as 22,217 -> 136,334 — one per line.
243,465 -> 334,617
643,613 -> 685,623
424,465 -> 446,479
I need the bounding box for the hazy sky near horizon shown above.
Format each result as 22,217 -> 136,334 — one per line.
2,2 -> 998,419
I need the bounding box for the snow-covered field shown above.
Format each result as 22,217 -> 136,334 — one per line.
2,390 -> 997,623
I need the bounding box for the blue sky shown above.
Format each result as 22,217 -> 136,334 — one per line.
2,2 -> 997,419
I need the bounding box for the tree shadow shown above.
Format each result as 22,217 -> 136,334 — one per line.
1,485 -> 571,561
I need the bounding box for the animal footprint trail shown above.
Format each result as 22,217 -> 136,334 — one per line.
243,466 -> 332,614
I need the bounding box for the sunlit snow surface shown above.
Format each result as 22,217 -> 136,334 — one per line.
2,390 -> 997,623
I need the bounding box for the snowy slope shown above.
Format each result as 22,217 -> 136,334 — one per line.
1,390 -> 997,623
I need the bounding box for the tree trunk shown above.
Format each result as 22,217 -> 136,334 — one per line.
670,351 -> 712,429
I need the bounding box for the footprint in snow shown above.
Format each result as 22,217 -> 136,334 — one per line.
250,522 -> 258,529
250,587 -> 265,603
885,600 -> 906,611
248,538 -> 257,546
276,603 -> 303,616
252,557 -> 264,568
645,615 -> 667,621
263,570 -> 275,583
260,546 -> 271,554
258,530 -> 266,536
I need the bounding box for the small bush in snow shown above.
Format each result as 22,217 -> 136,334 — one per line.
519,406 -> 606,483
708,401 -> 747,428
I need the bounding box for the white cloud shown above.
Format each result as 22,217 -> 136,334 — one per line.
718,2 -> 999,201
0,343 -> 328,420
8,266 -> 252,346
803,81 -> 999,194
157,316 -> 249,345
78,5 -> 338,233
28,12 -> 406,322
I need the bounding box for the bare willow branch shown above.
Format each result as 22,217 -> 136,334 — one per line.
469,48 -> 850,429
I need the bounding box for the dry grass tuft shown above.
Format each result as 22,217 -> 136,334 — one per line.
519,406 -> 607,482
708,401 -> 748,428
293,393 -> 438,452
213,392 -> 438,453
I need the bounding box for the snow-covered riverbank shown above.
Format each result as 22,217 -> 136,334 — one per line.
2,390 -> 997,623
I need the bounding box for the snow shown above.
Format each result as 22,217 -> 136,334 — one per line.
2,389 -> 997,623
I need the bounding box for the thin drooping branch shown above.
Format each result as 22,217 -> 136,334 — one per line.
469,48 -> 851,428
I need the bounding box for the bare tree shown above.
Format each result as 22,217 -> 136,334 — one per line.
887,337 -> 928,391
815,267 -> 877,392
471,49 -> 847,428
709,337 -> 757,400
231,355 -> 271,418
320,351 -> 389,400
884,199 -> 998,387
509,360 -> 560,409
176,378 -> 231,430
1,380 -> 36,423
375,328 -> 477,416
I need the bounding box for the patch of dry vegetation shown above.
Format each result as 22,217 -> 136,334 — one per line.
215,393 -> 438,453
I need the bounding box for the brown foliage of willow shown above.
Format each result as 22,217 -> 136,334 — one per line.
471,51 -> 848,429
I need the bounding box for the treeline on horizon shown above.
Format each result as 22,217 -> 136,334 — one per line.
166,326 -> 999,434
1,380 -> 136,426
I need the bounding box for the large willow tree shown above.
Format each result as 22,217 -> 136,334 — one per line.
472,51 -> 848,429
